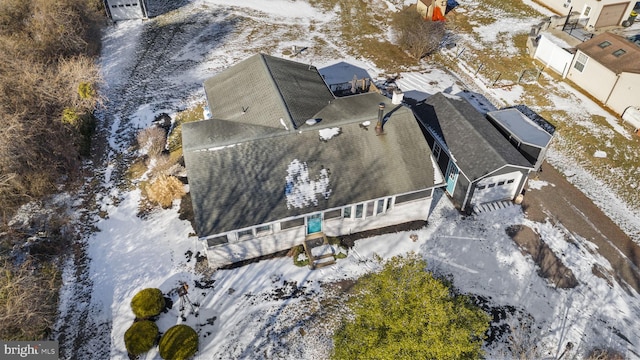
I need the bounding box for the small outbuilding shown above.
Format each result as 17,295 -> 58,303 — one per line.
413,93 -> 534,213
486,106 -> 555,172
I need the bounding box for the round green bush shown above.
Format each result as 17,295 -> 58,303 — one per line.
159,325 -> 198,360
124,320 -> 158,356
131,288 -> 165,319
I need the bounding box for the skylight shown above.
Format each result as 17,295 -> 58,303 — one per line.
612,49 -> 627,57
598,41 -> 611,48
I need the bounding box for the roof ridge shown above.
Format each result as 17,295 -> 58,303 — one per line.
260,54 -> 297,130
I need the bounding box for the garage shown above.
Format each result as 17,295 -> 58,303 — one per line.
471,171 -> 523,205
413,93 -> 534,213
595,3 -> 628,28
104,0 -> 148,21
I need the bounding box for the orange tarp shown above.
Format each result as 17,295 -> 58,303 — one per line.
432,6 -> 446,21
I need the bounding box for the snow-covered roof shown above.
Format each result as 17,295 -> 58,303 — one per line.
184,88 -> 443,237
413,93 -> 533,181
487,108 -> 554,148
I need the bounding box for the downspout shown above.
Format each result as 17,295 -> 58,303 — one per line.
140,0 -> 149,19
461,183 -> 473,213
604,73 -> 621,107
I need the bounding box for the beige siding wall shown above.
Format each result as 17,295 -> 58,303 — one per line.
605,72 -> 640,115
567,50 -> 618,103
416,1 -> 429,18
534,0 -> 634,27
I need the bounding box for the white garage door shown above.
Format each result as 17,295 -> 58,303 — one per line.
595,3 -> 628,28
107,0 -> 145,21
471,171 -> 523,205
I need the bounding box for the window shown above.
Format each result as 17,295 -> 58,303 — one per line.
366,201 -> 375,217
598,40 -> 611,48
237,229 -> 253,239
207,235 -> 228,247
256,225 -> 272,234
612,49 -> 626,57
476,185 -> 486,190
386,197 -> 393,211
432,143 -> 442,160
488,183 -> 496,188
498,181 -> 506,186
324,209 -> 341,219
584,6 -> 591,16
342,206 -> 352,218
355,204 -> 364,218
507,179 -> 515,184
574,53 -> 587,72
281,217 -> 304,230
376,199 -> 385,215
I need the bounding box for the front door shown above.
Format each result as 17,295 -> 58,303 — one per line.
445,161 -> 459,195
306,213 -> 322,234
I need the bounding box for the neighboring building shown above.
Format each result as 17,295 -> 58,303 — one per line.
413,93 -> 534,213
103,0 -> 148,21
183,54 -> 445,267
535,0 -> 636,29
416,0 -> 447,21
486,106 -> 556,172
319,62 -> 372,97
566,32 -> 640,115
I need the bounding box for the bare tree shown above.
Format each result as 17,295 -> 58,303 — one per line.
392,6 -> 446,59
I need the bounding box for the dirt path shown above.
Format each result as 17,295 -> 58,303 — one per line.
522,162 -> 640,294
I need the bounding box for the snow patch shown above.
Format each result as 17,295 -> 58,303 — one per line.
319,127 -> 341,141
528,179 -> 552,190
593,150 -> 607,158
285,159 -> 331,209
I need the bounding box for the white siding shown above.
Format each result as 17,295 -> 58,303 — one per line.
567,50 -> 618,104
106,0 -> 146,21
605,72 -> 640,115
471,171 -> 523,205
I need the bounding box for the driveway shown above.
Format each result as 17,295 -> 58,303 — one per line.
522,162 -> 640,294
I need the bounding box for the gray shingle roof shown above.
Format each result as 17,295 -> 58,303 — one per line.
413,92 -> 532,181
183,93 -> 439,237
203,54 -> 334,130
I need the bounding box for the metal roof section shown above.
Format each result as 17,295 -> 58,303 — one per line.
413,92 -> 533,181
487,108 -> 553,147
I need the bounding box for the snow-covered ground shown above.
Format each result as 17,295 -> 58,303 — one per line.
51,0 -> 640,358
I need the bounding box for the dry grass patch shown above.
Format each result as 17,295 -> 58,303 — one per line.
0,261 -> 61,340
144,175 -> 185,209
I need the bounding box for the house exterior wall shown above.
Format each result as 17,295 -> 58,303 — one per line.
416,0 -> 431,19
534,35 -> 574,77
203,191 -> 437,268
605,72 -> 640,115
519,143 -> 544,170
466,166 -> 529,211
104,0 -> 147,21
535,0 -> 634,28
450,170 -> 470,210
567,50 -> 618,104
